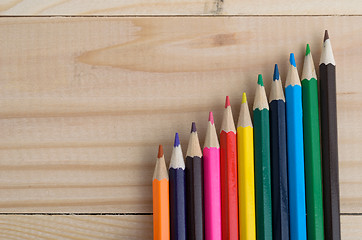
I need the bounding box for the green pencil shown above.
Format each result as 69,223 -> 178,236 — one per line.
301,44 -> 325,240
253,74 -> 272,240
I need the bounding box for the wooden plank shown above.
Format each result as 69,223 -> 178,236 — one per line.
0,215 -> 360,239
0,0 -> 361,15
0,215 -> 153,239
0,17 -> 361,213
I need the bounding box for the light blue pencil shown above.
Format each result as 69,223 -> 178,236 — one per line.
285,53 -> 307,240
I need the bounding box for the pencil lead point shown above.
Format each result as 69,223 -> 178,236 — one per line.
290,53 -> 296,67
174,133 -> 180,147
273,64 -> 279,81
191,122 -> 197,133
324,30 -> 329,42
306,44 -> 311,56
241,92 -> 247,104
158,145 -> 163,158
225,96 -> 231,108
257,74 -> 264,86
208,112 -> 214,124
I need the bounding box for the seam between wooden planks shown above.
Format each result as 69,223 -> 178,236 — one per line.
0,213 -> 153,215
0,14 -> 361,18
0,213 -> 360,215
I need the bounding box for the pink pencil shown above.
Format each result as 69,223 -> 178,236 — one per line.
203,112 -> 222,240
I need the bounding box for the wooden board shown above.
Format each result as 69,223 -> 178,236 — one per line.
0,215 -> 153,239
0,0 -> 362,15
0,16 -> 361,214
0,215 -> 360,239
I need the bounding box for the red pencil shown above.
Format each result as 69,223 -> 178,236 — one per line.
220,96 -> 239,240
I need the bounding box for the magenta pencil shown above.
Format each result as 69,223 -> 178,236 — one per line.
203,112 -> 222,240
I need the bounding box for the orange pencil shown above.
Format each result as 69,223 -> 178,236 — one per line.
153,145 -> 170,240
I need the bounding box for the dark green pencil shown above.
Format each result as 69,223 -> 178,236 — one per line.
253,74 -> 272,240
302,44 -> 324,240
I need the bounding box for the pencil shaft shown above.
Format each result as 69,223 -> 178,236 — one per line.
203,147 -> 222,240
220,131 -> 239,240
302,77 -> 324,240
169,168 -> 187,240
320,63 -> 340,240
253,109 -> 272,240
285,85 -> 307,240
269,99 -> 289,240
237,125 -> 256,240
186,155 -> 204,240
153,179 -> 170,240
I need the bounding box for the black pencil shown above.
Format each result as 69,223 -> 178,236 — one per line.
319,30 -> 341,240
186,122 -> 204,240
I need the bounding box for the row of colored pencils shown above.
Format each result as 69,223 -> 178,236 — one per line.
153,30 -> 340,240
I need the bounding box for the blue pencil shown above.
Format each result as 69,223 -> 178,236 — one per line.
269,64 -> 290,240
169,133 -> 187,240
285,53 -> 307,240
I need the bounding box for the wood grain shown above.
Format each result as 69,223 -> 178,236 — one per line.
0,215 -> 153,239
0,0 -> 362,15
0,215 -> 360,239
0,17 -> 361,213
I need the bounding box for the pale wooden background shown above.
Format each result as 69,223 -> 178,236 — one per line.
0,1 -> 361,239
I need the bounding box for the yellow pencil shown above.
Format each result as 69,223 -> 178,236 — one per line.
237,93 -> 256,240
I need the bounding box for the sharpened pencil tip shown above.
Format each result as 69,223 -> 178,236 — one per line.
174,133 -> 180,147
324,30 -> 329,42
306,44 -> 311,56
158,145 -> 163,158
242,92 -> 247,104
273,64 -> 279,81
290,53 -> 296,67
191,122 -> 197,133
225,96 -> 231,108
208,112 -> 214,124
257,74 -> 264,86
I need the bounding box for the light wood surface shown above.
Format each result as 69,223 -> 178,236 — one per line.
0,215 -> 359,239
0,215 -> 153,239
0,0 -> 362,15
0,16 -> 361,214
0,15 -> 361,238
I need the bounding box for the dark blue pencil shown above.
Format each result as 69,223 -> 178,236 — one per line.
169,133 -> 187,240
269,64 -> 290,240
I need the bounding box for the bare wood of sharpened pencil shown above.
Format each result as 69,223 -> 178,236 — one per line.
153,148 -> 169,181
187,131 -> 202,158
237,94 -> 253,128
204,120 -> 220,149
221,104 -> 237,133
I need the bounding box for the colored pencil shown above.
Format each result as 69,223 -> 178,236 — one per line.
153,145 -> 170,240
319,30 -> 341,240
253,74 -> 272,240
237,92 -> 256,240
302,44 -> 325,240
220,96 -> 239,240
285,53 -> 307,240
186,122 -> 204,240
203,112 -> 222,240
269,64 -> 289,240
169,133 -> 187,240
